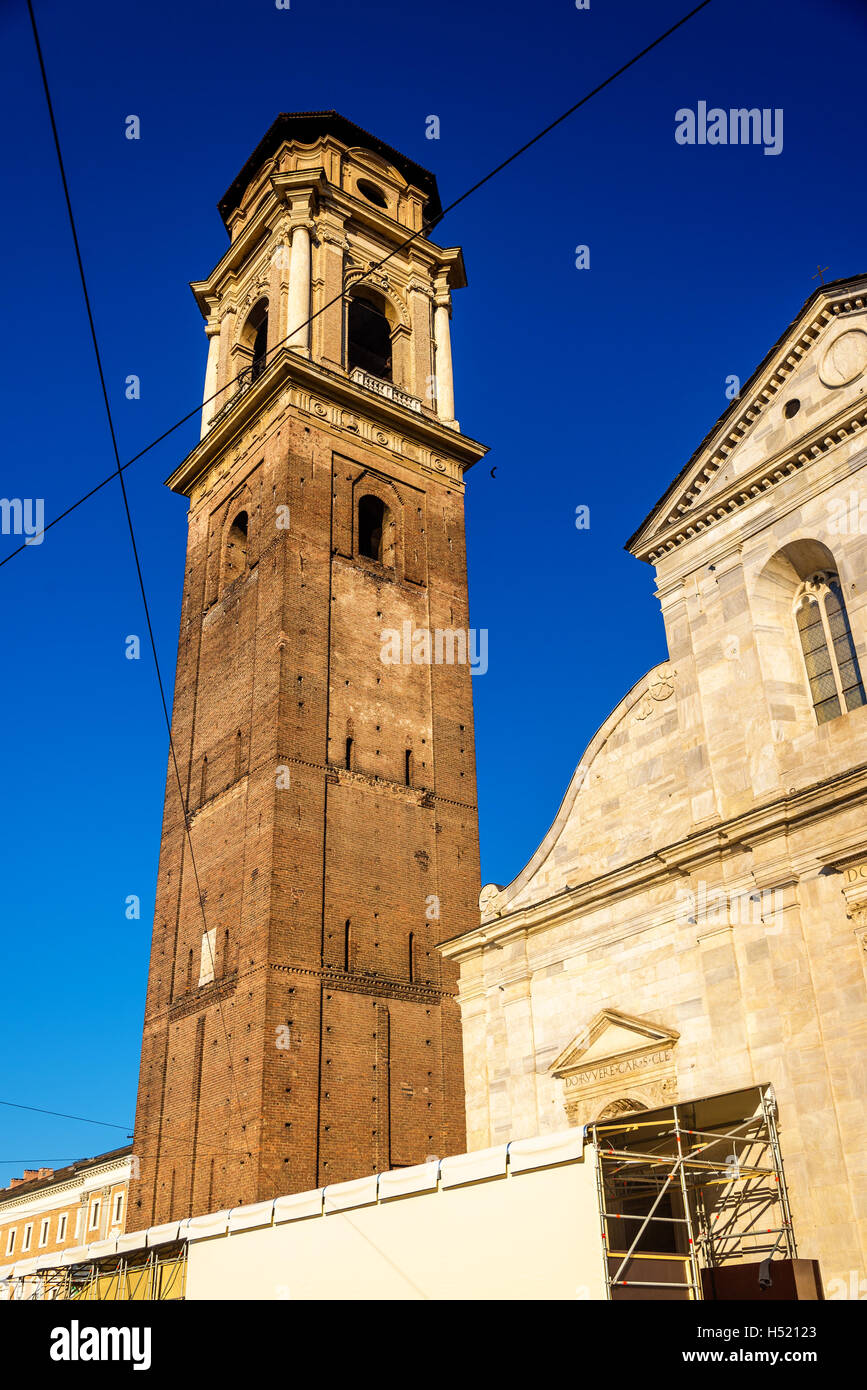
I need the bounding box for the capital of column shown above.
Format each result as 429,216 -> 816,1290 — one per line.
406,278 -> 434,300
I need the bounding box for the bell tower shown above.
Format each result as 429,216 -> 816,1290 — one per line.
130,112 -> 487,1227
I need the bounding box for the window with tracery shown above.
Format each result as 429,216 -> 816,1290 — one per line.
794,570 -> 865,725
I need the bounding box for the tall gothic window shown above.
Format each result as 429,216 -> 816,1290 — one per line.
794,571 -> 865,725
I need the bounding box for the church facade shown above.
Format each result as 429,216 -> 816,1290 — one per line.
443,275 -> 867,1291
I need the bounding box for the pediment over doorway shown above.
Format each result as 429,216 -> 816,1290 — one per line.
551,1009 -> 679,1079
550,1009 -> 680,1128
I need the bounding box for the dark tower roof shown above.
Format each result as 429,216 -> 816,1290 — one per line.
218,110 -> 443,228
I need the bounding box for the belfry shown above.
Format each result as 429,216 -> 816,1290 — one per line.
130,112 -> 486,1226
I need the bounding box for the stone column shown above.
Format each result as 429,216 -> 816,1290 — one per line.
286,222 -> 312,353
200,321 -> 221,439
434,290 -> 455,424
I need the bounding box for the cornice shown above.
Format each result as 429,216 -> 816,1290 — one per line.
628,284 -> 867,561
190,171 -> 455,316
652,415 -> 867,593
268,962 -> 451,1004
166,346 -> 487,498
442,759 -> 867,961
641,400 -> 867,566
0,1155 -> 132,1217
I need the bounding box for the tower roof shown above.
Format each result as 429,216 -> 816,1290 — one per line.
217,110 -> 443,228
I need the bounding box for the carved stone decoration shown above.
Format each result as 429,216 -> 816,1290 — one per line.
550,1007 -> 679,1130
838,860 -> 867,980
819,329 -> 867,388
633,663 -> 676,724
479,882 -> 505,922
649,664 -> 676,701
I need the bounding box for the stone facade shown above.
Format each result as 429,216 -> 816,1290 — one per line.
443,276 -> 867,1292
130,114 -> 486,1228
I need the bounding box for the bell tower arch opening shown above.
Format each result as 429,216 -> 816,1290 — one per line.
347,290 -> 393,381
240,298 -> 269,382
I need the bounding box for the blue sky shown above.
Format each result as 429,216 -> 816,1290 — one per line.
1,0 -> 865,1170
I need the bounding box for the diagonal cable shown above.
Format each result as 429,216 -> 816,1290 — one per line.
1,0 -> 713,571
26,0 -> 252,1162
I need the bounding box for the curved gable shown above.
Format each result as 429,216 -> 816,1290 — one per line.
481,660 -> 691,921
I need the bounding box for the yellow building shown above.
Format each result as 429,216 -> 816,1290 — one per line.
0,1147 -> 132,1295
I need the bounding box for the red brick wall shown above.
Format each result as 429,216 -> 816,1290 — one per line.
130,409 -> 479,1227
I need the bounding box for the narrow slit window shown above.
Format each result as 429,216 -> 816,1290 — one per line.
224,511 -> 249,584
345,736 -> 353,770
405,749 -> 413,786
234,729 -> 243,779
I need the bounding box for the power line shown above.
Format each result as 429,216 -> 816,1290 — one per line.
1,0 -> 714,573
26,0 -> 251,1160
0,1099 -> 128,1131
0,1101 -> 252,1165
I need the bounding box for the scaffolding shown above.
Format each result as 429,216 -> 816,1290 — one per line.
589,1083 -> 797,1300
3,1244 -> 186,1302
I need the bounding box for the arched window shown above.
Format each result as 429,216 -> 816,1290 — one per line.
224,510 -> 249,585
358,495 -> 391,563
794,571 -> 865,725
347,294 -> 392,380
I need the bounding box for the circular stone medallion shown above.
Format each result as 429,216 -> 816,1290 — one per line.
819,329 -> 867,388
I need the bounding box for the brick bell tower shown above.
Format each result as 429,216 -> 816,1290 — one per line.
130,112 -> 487,1228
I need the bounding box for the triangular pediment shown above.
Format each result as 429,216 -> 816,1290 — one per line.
550,1008 -> 679,1078
626,274 -> 867,564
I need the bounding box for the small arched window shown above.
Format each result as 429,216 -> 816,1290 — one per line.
224,510 -> 249,585
794,571 -> 866,725
358,495 -> 391,564
347,295 -> 392,381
